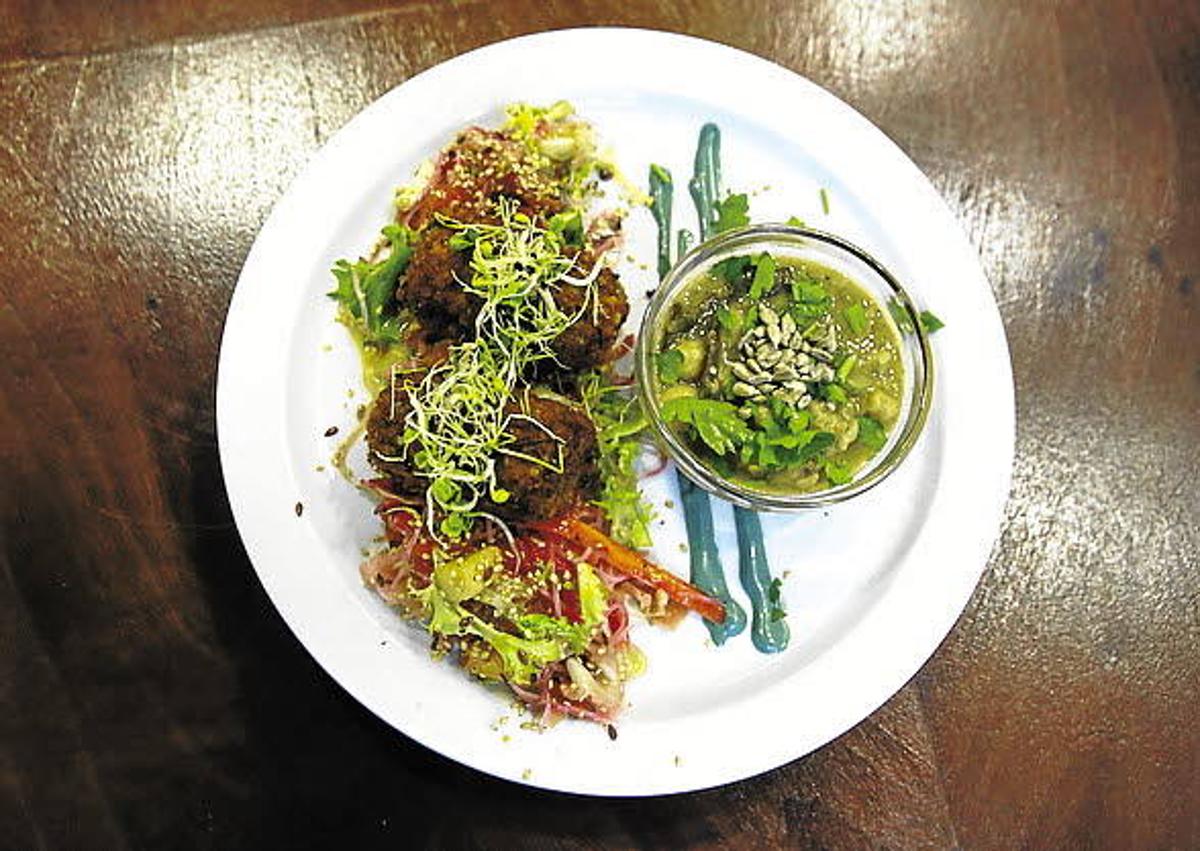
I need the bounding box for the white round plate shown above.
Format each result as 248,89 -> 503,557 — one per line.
217,28 -> 1013,796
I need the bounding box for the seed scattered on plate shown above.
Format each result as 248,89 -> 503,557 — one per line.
294,502 -> 304,517
324,425 -> 339,437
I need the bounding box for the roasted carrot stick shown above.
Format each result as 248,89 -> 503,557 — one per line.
541,518 -> 727,624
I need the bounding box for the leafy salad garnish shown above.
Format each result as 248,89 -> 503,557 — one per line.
581,373 -> 654,549
328,224 -> 414,347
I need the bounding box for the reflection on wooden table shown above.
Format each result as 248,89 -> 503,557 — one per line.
1,1 -> 1196,847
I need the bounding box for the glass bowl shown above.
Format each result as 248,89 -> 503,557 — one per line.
635,224 -> 934,511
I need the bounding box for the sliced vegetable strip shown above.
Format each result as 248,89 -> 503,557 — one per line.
535,518 -> 727,624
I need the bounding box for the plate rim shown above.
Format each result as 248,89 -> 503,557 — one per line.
216,26 -> 1015,796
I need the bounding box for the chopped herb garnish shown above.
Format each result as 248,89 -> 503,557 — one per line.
748,252 -> 776,299
789,276 -> 831,321
767,577 -> 786,621
819,187 -> 830,215
824,459 -> 853,485
656,348 -> 685,383
844,303 -> 868,335
919,310 -> 945,333
835,353 -> 858,383
547,209 -> 584,247
713,255 -> 752,284
713,193 -> 750,233
888,300 -> 945,335
821,382 -> 848,405
887,298 -> 915,334
857,415 -> 887,450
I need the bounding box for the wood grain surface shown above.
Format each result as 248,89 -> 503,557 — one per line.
2,1 -> 1197,848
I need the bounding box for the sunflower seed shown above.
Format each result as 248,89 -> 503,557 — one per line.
781,313 -> 796,337
732,362 -> 755,381
732,381 -> 757,397
760,304 -> 779,326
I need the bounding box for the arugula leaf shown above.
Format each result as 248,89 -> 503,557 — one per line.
920,310 -> 945,333
328,224 -> 413,346
749,252 -> 776,299
713,193 -> 750,233
844,303 -> 868,335
660,397 -> 752,456
857,415 -> 887,450
656,348 -> 685,383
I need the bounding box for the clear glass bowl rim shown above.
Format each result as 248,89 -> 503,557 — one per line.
634,223 -> 934,511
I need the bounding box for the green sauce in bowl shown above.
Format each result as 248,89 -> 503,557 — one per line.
637,224 -> 932,511
655,254 -> 903,494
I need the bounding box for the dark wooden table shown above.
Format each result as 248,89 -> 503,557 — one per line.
3,1 -> 1197,848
